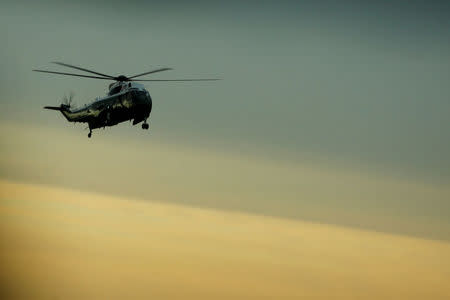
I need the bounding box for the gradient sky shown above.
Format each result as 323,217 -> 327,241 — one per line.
1,0 -> 449,240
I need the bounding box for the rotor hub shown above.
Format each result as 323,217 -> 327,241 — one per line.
115,75 -> 129,82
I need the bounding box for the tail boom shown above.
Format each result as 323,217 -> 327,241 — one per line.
43,105 -> 82,122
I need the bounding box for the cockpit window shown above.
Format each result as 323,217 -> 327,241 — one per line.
108,85 -> 122,96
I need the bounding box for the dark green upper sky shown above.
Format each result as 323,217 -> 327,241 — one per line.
2,0 -> 449,180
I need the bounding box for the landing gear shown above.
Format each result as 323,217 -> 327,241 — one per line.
142,122 -> 149,130
88,128 -> 92,138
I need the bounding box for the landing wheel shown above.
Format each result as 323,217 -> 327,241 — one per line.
88,131 -> 92,138
142,123 -> 149,130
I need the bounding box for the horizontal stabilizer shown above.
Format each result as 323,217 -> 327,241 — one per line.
44,106 -> 62,111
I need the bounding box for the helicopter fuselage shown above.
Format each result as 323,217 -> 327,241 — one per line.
45,82 -> 152,136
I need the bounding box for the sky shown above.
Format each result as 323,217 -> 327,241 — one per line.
1,1 -> 450,298
1,180 -> 450,299
1,0 -> 450,241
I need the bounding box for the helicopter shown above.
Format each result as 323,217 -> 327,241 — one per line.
33,62 -> 219,138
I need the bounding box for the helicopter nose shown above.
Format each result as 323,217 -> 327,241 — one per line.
132,90 -> 151,104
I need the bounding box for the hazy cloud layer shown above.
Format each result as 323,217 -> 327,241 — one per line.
1,123 -> 449,240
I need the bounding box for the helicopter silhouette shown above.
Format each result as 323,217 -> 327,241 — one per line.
34,62 -> 219,138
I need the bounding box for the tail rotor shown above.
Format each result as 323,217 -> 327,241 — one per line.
62,91 -> 75,108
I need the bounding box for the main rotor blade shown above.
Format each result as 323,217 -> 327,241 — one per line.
51,62 -> 115,79
33,69 -> 113,80
128,67 -> 173,79
133,78 -> 221,82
